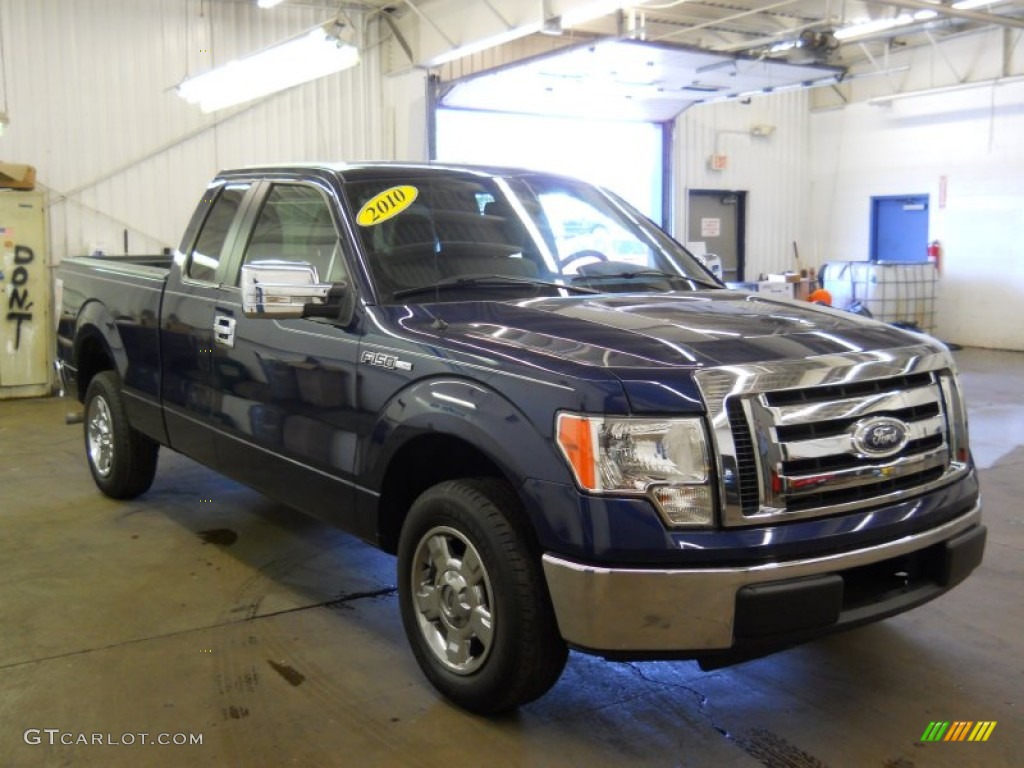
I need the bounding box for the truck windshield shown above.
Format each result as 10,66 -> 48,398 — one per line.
344,172 -> 721,303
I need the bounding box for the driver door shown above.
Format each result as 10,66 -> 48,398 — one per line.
207,180 -> 368,535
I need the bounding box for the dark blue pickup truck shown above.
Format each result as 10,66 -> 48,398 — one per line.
55,163 -> 984,714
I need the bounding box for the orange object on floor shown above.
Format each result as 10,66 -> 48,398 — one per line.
808,288 -> 832,305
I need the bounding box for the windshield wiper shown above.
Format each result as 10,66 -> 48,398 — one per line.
572,269 -> 722,290
392,274 -> 600,300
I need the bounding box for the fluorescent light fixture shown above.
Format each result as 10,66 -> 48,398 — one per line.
176,23 -> 359,112
834,0 -> 1002,41
257,0 -> 287,8
429,23 -> 542,66
867,72 -> 1024,105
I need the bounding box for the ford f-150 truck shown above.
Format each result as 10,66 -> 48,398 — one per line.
56,163 -> 985,714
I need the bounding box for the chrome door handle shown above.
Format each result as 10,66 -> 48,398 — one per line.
214,315 -> 236,348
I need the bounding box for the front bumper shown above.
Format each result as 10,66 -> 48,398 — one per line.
542,501 -> 984,660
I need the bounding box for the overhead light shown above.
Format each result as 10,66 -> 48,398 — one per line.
834,0 -> 1004,41
0,112 -> 8,137
867,73 -> 1024,105
257,0 -> 288,8
429,23 -> 541,66
176,22 -> 359,112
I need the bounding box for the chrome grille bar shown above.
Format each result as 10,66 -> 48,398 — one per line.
695,344 -> 971,527
765,385 -> 939,425
782,445 -> 949,495
779,412 -> 945,462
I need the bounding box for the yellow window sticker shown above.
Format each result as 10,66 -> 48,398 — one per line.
356,185 -> 419,227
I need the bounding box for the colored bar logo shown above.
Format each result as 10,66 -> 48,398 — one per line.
920,721 -> 997,742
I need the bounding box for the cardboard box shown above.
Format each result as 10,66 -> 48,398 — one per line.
758,281 -> 794,299
766,272 -> 802,283
762,275 -> 815,301
0,163 -> 37,190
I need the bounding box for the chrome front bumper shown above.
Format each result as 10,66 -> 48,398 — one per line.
542,501 -> 983,654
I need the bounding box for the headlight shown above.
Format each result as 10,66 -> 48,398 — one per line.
555,413 -> 714,527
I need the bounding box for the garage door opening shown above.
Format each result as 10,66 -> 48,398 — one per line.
435,108 -> 666,225
433,39 -> 841,235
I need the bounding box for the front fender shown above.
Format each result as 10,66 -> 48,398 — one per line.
363,376 -> 571,491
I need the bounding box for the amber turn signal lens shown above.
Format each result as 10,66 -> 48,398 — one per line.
556,414 -> 597,490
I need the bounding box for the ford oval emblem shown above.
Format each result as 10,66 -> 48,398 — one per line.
852,416 -> 910,458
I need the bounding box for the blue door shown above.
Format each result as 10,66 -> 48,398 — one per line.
871,195 -> 929,262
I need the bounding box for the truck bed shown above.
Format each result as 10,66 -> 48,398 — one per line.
56,255 -> 171,417
61,253 -> 174,278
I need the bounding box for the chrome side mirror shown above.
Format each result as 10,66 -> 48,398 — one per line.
241,260 -> 333,319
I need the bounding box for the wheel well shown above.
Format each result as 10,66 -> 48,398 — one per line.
377,434 -> 507,554
75,333 -> 114,401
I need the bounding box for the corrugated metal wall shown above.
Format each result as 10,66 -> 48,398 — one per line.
0,0 -> 385,262
674,90 -> 811,280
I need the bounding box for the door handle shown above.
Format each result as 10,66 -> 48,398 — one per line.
214,315 -> 236,348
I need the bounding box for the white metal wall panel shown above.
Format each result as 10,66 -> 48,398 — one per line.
0,0 -> 385,262
810,81 -> 1024,351
674,90 -> 811,280
812,27 -> 1024,109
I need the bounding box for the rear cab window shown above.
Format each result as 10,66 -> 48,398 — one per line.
186,183 -> 250,283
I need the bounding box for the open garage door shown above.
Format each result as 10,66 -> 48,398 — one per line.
434,39 -> 840,229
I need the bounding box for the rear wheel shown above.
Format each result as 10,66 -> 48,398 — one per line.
397,478 -> 568,714
84,371 -> 159,499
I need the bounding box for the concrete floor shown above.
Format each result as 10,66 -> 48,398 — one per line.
1,347 -> 1021,767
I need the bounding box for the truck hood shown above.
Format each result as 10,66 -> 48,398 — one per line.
406,290 -> 933,370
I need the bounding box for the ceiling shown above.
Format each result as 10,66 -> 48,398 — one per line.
596,1 -> 1024,70
258,1 -> 1024,70
221,1 -> 1024,112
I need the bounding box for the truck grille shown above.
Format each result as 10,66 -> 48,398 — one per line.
696,345 -> 971,527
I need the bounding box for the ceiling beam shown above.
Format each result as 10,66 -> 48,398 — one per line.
870,0 -> 1024,31
649,0 -> 801,43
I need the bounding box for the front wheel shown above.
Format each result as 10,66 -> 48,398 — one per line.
83,371 -> 159,499
397,478 -> 568,714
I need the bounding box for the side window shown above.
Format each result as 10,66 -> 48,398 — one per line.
188,184 -> 249,282
241,185 -> 346,283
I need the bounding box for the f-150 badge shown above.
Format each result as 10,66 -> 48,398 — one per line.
361,350 -> 413,371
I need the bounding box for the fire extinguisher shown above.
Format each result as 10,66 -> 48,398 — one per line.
927,240 -> 942,275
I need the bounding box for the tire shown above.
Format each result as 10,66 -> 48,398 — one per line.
397,478 -> 568,714
83,371 -> 159,499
